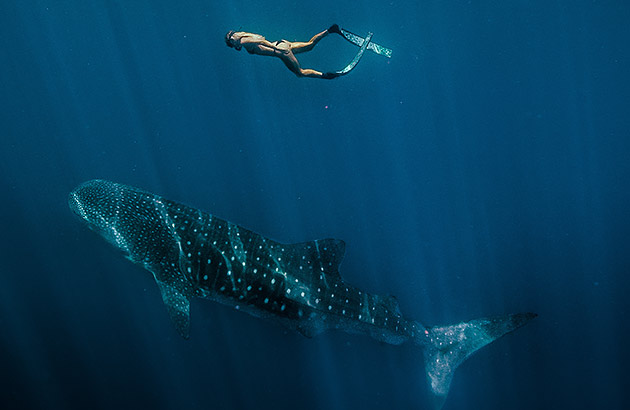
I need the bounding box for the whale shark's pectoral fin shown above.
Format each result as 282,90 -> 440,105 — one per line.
155,278 -> 191,339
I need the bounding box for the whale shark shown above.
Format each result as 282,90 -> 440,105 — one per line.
69,179 -> 535,408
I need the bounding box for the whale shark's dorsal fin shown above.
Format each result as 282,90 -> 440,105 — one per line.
283,238 -> 346,279
382,295 -> 402,316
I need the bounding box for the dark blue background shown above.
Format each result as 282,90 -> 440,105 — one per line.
1,1 -> 628,409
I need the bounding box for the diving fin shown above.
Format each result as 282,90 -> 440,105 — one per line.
332,27 -> 393,58
328,24 -> 342,35
335,32 -> 373,76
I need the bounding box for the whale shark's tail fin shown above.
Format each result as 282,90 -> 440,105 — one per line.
418,312 -> 536,409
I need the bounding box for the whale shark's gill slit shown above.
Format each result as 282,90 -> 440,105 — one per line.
217,248 -> 235,291
228,225 -> 247,268
98,214 -> 131,256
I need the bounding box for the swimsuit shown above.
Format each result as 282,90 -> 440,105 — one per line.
273,40 -> 292,56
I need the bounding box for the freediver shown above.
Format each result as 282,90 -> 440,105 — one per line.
225,24 -> 343,79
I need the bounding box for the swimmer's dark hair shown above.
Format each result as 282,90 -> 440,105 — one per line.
225,30 -> 241,50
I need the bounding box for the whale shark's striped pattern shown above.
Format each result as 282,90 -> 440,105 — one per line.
69,180 -> 535,408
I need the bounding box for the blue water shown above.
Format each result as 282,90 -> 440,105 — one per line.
1,1 -> 629,409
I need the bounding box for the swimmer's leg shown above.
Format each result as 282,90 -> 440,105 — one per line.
280,53 -> 326,79
291,29 -> 329,54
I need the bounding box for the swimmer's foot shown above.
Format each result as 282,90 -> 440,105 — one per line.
328,24 -> 342,35
321,72 -> 340,79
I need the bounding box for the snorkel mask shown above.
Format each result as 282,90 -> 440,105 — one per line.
225,30 -> 242,51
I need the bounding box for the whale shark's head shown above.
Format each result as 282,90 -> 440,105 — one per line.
69,179 -> 164,261
69,180 -> 118,226
69,179 -> 134,253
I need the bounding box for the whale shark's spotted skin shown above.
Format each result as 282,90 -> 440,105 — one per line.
69,180 -> 536,408
69,179 -> 413,342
